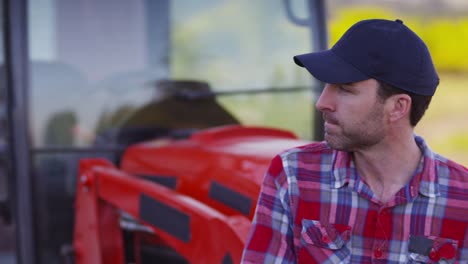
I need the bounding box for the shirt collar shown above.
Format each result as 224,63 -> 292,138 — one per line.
414,135 -> 440,198
330,135 -> 440,198
330,149 -> 352,189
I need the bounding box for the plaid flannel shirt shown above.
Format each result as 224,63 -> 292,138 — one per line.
241,136 -> 468,263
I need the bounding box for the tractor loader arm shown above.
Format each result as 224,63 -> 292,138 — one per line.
73,158 -> 250,264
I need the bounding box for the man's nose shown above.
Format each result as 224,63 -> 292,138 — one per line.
315,84 -> 335,112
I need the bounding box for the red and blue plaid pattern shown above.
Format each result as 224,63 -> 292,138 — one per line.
241,136 -> 468,263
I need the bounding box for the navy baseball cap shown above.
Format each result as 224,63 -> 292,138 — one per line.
294,19 -> 439,96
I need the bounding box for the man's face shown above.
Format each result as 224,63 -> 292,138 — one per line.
315,79 -> 387,151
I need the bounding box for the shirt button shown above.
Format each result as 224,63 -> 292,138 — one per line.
322,235 -> 330,243
374,248 -> 382,258
429,249 -> 439,261
439,243 -> 456,259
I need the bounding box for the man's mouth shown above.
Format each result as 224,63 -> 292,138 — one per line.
323,114 -> 339,125
324,122 -> 338,133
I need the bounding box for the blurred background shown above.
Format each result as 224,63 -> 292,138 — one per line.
25,0 -> 468,164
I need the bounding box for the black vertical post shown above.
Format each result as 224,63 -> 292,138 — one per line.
308,0 -> 327,141
283,0 -> 328,140
145,0 -> 170,76
4,0 -> 37,263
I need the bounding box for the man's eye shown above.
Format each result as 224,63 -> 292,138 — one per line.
338,86 -> 351,92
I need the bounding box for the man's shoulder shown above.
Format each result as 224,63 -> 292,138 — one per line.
426,153 -> 468,197
280,141 -> 333,158
434,154 -> 468,179
277,141 -> 337,170
417,136 -> 468,181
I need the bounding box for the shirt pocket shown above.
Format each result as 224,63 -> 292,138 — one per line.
408,235 -> 458,264
300,219 -> 352,250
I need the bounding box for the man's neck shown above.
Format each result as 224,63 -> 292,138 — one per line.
352,132 -> 422,203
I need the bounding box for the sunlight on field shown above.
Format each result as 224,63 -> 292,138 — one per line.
416,74 -> 468,166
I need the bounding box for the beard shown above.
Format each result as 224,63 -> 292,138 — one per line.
323,102 -> 386,151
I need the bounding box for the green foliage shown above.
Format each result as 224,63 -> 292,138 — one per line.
330,7 -> 468,73
44,111 -> 77,146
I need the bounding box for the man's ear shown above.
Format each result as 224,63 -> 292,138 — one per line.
387,94 -> 412,123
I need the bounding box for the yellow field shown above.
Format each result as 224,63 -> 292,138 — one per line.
416,73 -> 468,166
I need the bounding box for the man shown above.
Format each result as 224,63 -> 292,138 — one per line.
241,19 -> 468,263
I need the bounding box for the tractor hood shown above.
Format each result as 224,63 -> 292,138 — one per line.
120,125 -> 311,218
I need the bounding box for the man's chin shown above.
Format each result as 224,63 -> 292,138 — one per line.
324,134 -> 349,151
324,134 -> 338,148
326,141 -> 343,150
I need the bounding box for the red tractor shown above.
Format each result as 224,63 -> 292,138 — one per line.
70,80 -> 311,263
74,124 -> 310,263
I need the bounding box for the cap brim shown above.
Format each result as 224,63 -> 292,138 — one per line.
294,50 -> 369,84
